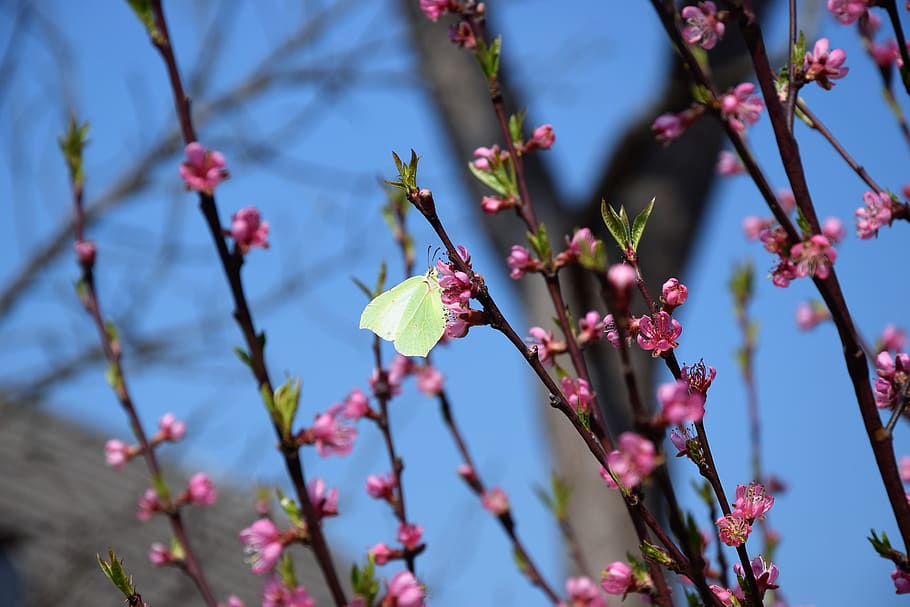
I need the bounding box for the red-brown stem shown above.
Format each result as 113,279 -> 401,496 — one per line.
881,0 -> 910,96
69,153 -> 217,607
147,3 -> 346,603
369,339 -> 417,573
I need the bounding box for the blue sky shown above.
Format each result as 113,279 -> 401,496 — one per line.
1,1 -> 909,606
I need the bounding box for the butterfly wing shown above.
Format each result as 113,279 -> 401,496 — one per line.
359,275 -> 426,341
393,272 -> 446,357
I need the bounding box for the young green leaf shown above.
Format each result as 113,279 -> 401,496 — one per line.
630,197 -> 655,252
97,549 -> 135,597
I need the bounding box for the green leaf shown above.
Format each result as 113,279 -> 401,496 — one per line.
794,207 -> 811,236
468,161 -> 510,195
509,110 -> 527,147
233,346 -> 253,370
600,199 -> 630,251
684,590 -> 701,607
277,489 -> 302,527
526,224 -> 551,262
867,529 -> 894,558
97,549 -> 135,596
630,197 -> 655,252
58,115 -> 90,187
278,552 -> 297,589
273,378 -> 301,438
387,150 -> 419,191
578,238 -> 607,272
475,36 -> 502,80
512,546 -> 529,575
640,540 -> 673,568
151,473 -> 170,501
124,0 -> 162,41
792,30 -> 807,73
690,83 -> 712,105
350,557 -> 380,605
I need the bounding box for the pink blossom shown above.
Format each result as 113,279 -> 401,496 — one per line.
681,1 -> 725,50
759,224 -> 789,255
874,351 -> 910,408
311,405 -> 356,457
561,376 -> 593,414
600,561 -> 633,595
388,354 -> 414,389
507,245 -> 537,279
822,217 -> 845,243
149,542 -> 172,567
604,432 -> 656,489
419,0 -> 456,21
661,277 -> 688,309
565,576 -> 606,607
657,379 -> 706,424
804,38 -> 849,89
528,326 -> 566,364
526,124 -> 556,151
444,312 -> 469,340
795,300 -> 830,331
732,482 -> 774,521
608,263 -> 637,292
105,439 -> 131,470
709,584 -> 736,606
681,360 -> 716,395
75,240 -> 97,265
602,314 -> 622,348
741,216 -> 773,241
777,189 -> 796,214
651,112 -> 688,142
231,206 -> 270,252
221,596 -> 244,607
158,412 -> 186,442
567,228 -> 598,259
770,258 -> 798,288
481,195 -> 517,214
448,20 -> 476,49
187,473 -> 217,506
262,576 -> 315,607
397,522 -> 424,551
734,556 -> 779,597
720,83 -> 764,132
416,365 -> 444,396
307,477 -> 339,518
472,145 -> 506,171
578,310 -> 605,344
482,487 -> 510,515
790,234 -> 837,280
366,472 -> 397,500
370,542 -> 393,565
856,191 -> 893,239
436,246 -> 473,307
637,311 -> 682,357
179,142 -> 228,193
871,39 -> 899,67
670,426 -> 696,458
716,150 -> 745,176
385,570 -> 426,607
457,463 -> 478,484
716,512 -> 752,547
892,568 -> 910,594
343,388 -> 370,420
136,488 -> 161,521
240,518 -> 283,574
827,0 -> 869,24
881,325 -> 907,353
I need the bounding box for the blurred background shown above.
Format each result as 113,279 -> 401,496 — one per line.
0,1 -> 908,606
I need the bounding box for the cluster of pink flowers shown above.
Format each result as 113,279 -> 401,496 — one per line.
555,228 -> 601,268
873,350 -> 910,409
880,324 -> 907,353
262,576 -> 315,607
681,1 -> 725,50
436,245 -> 476,339
601,432 -> 657,489
561,376 -> 593,414
180,142 -> 228,194
419,0 -> 461,21
559,576 -> 606,607
136,472 -> 217,521
657,379 -> 706,425
803,38 -> 849,90
507,245 -> 542,279
855,191 -> 893,239
304,403 -> 357,457
106,412 -> 187,470
715,482 -> 774,547
719,83 -> 764,133
711,556 -> 779,605
527,326 -> 568,364
759,225 -> 839,288
827,0 -> 870,24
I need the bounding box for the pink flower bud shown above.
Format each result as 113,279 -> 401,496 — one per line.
74,240 -> 97,265
482,487 -> 510,515
397,522 -> 423,551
